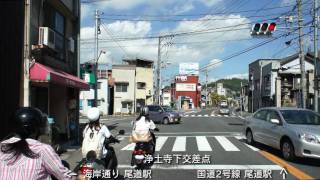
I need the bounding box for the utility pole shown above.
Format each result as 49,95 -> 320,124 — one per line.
297,0 -> 307,109
94,9 -> 100,107
205,68 -> 208,108
240,82 -> 243,116
314,0 -> 319,112
22,0 -> 31,106
156,36 -> 162,105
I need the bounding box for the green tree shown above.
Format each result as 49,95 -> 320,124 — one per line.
210,93 -> 227,106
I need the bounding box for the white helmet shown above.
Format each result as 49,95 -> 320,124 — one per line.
87,107 -> 100,122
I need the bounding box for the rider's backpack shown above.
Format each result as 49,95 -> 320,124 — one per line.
81,126 -> 104,159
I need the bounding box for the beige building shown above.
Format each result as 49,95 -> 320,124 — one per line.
112,65 -> 136,114
112,59 -> 154,114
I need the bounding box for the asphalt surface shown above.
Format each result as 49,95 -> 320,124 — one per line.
64,109 -> 320,180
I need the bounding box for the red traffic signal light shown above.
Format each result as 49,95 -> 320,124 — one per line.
268,22 -> 276,31
251,22 -> 276,36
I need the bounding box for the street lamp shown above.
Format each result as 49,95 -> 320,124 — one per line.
94,50 -> 106,107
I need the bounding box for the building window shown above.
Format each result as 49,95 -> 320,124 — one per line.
87,99 -> 94,107
116,83 -> 128,92
79,100 -> 83,110
97,100 -> 101,106
97,82 -> 102,89
98,70 -> 107,79
44,3 -> 65,61
137,82 -> 146,89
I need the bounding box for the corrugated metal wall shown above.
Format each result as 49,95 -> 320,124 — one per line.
0,0 -> 24,139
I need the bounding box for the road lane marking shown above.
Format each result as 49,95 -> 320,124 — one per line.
117,164 -> 283,170
204,114 -> 209,117
191,115 -> 195,117
211,115 -> 215,117
215,136 -> 240,151
155,136 -> 168,151
244,144 -> 260,151
259,150 -> 314,180
184,115 -> 189,117
196,136 -> 212,151
121,143 -> 135,151
224,115 -> 229,117
172,136 -> 186,151
217,115 -> 221,117
197,114 -> 202,117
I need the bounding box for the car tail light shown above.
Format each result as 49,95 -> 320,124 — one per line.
133,149 -> 145,155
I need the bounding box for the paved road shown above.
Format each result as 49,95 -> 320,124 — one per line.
64,109 -> 320,180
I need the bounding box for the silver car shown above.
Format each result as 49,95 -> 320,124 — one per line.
244,107 -> 320,161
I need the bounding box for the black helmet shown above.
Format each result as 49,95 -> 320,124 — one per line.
13,107 -> 47,138
140,106 -> 149,116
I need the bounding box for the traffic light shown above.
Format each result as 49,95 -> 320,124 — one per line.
251,22 -> 276,36
84,63 -> 94,73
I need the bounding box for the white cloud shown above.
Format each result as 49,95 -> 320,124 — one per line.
207,59 -> 223,69
281,0 -> 295,6
200,0 -> 222,7
224,73 -> 248,79
170,1 -> 194,15
80,14 -> 251,67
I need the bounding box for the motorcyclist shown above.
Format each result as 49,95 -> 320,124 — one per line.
0,107 -> 76,180
132,106 -> 157,153
82,107 -> 118,168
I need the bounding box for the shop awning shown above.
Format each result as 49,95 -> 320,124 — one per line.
30,62 -> 89,90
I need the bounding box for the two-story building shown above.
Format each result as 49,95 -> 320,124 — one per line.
112,59 -> 154,114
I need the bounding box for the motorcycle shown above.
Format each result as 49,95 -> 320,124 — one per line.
131,128 -> 159,169
75,129 -> 125,179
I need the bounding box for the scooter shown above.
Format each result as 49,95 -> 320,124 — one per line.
75,130 -> 125,179
131,128 -> 159,169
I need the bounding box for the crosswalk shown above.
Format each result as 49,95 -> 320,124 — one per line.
183,114 -> 245,119
120,136 -> 259,152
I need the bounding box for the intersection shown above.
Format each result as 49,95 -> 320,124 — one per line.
64,109 -> 320,180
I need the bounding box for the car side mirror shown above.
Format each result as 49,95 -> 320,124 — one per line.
154,128 -> 159,132
118,130 -> 125,135
270,119 -> 280,125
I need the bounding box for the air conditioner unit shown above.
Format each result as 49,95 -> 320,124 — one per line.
68,37 -> 75,52
39,27 -> 55,49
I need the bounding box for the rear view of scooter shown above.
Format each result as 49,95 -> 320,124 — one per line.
131,128 -> 159,169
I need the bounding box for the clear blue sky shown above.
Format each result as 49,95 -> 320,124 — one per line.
80,0 -> 316,84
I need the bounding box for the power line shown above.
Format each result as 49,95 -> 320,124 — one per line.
200,20 -> 313,71
100,3 -> 310,18
100,23 -> 130,58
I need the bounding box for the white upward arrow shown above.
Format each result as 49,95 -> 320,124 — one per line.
280,168 -> 288,179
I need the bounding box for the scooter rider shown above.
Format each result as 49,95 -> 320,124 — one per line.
0,107 -> 76,180
132,106 -> 157,153
82,107 -> 119,168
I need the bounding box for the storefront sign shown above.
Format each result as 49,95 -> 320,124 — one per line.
176,83 -> 196,91
175,75 -> 188,81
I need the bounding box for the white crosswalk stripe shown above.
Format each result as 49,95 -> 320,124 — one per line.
234,136 -> 259,151
155,136 -> 168,151
120,136 -> 260,153
215,136 -> 240,151
196,136 -> 212,151
121,143 -> 135,151
204,114 -> 209,117
197,114 -> 202,117
172,136 -> 187,151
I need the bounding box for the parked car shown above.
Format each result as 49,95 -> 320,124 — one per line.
219,105 -> 230,115
147,105 -> 181,124
244,107 -> 320,161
